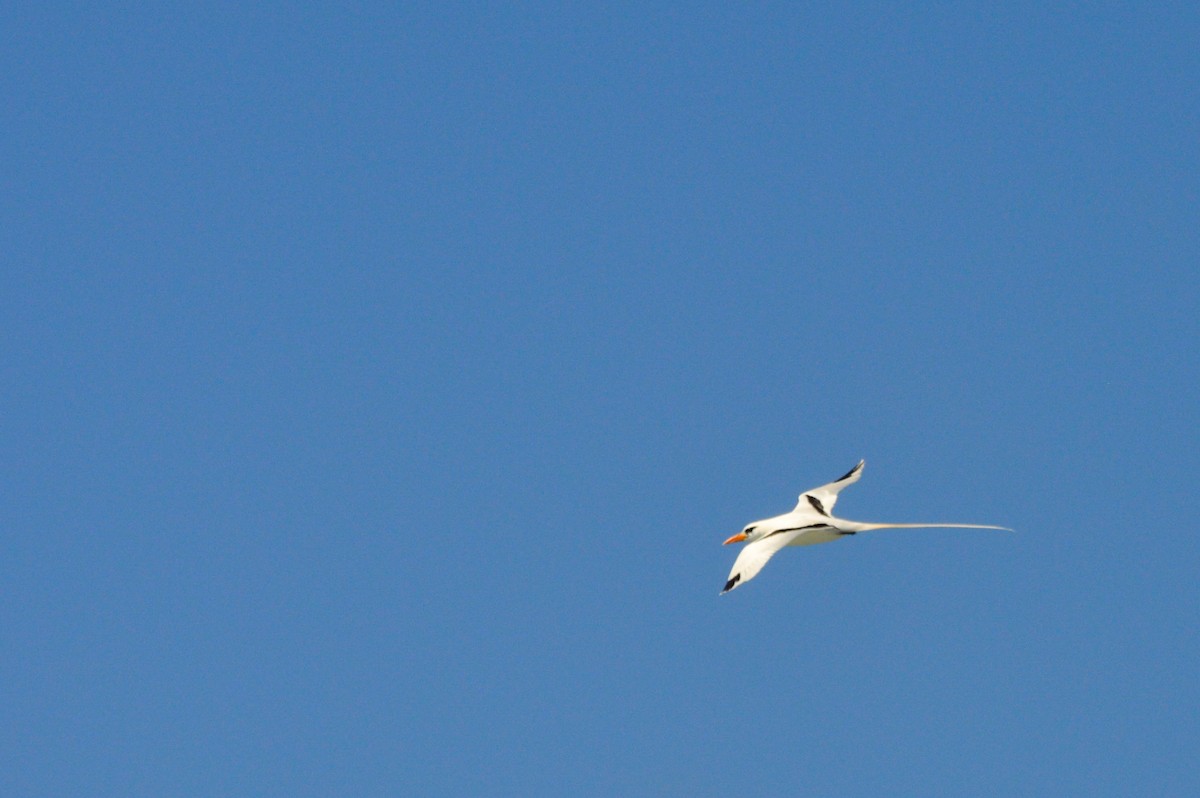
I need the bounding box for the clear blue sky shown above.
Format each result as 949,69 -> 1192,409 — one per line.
3,3 -> 1197,795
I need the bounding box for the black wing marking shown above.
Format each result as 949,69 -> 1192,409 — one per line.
834,461 -> 864,483
765,523 -> 832,539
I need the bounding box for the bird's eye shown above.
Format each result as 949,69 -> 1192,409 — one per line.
745,526 -> 756,534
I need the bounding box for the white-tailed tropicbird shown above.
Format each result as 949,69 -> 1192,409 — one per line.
721,460 -> 1010,594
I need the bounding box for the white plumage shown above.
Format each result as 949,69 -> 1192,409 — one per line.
721,460 -> 1009,594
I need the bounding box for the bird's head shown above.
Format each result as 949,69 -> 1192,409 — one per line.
723,523 -> 764,546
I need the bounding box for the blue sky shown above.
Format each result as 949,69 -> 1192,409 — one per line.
3,3 -> 1198,795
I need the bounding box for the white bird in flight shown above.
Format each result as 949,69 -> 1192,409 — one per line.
721,460 -> 1010,594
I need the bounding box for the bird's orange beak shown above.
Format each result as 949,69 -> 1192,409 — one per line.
723,532 -> 747,545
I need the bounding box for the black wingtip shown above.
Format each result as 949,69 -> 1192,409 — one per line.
721,574 -> 741,594
835,460 -> 864,482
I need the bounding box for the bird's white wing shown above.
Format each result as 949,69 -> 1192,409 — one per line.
795,460 -> 865,517
721,533 -> 797,594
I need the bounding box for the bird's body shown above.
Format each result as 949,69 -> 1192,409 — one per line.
720,460 -> 1009,594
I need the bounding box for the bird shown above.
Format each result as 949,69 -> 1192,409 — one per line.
720,460 -> 1010,594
